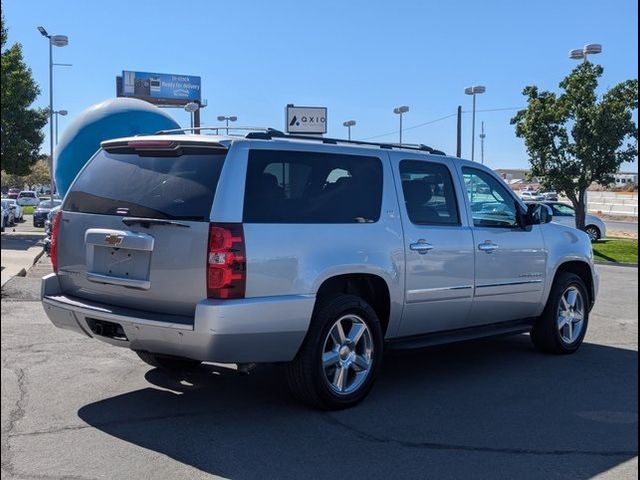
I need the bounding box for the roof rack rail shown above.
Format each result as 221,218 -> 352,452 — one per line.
153,126 -> 446,155
154,126 -> 275,135
248,130 -> 446,155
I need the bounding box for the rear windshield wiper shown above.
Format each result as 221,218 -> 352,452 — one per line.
122,217 -> 191,228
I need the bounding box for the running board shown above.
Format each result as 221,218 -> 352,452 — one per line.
386,319 -> 534,351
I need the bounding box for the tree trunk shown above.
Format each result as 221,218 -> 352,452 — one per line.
573,189 -> 587,231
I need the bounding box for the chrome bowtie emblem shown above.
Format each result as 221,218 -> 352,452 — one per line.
105,234 -> 124,247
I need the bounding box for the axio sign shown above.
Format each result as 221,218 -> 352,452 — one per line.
286,105 -> 327,134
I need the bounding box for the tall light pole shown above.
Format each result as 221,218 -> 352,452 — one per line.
53,109 -> 67,144
343,120 -> 356,140
217,115 -> 238,135
479,121 -> 486,165
184,102 -> 199,129
38,26 -> 69,196
569,43 -> 603,63
393,106 -> 409,145
568,44 -> 602,216
464,85 -> 485,161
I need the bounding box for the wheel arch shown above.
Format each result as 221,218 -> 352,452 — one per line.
314,273 -> 392,337
549,260 -> 595,311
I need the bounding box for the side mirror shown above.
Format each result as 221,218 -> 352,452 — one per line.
527,203 -> 553,225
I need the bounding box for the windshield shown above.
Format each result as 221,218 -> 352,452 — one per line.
64,149 -> 226,220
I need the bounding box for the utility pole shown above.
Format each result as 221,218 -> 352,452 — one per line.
479,121 -> 486,165
456,105 -> 462,157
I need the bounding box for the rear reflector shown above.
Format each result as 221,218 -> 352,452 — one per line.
50,210 -> 62,273
207,223 -> 246,299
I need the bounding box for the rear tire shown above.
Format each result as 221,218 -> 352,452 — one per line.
584,225 -> 601,241
531,273 -> 589,354
285,294 -> 383,410
135,351 -> 201,371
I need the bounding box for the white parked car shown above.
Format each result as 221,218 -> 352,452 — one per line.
4,199 -> 24,222
531,202 -> 607,241
520,190 -> 545,201
16,191 -> 40,206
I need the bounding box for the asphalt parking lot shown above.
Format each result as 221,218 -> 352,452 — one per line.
1,264 -> 637,480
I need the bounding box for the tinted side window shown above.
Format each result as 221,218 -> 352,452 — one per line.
552,204 -> 575,216
462,168 -> 518,228
243,150 -> 383,223
400,160 -> 459,225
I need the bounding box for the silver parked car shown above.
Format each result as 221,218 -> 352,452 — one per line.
41,129 -> 599,409
529,202 -> 607,241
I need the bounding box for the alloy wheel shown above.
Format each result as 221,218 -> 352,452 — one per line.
557,286 -> 585,344
322,314 -> 374,395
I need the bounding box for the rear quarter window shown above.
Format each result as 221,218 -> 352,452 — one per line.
64,149 -> 226,220
243,149 -> 383,223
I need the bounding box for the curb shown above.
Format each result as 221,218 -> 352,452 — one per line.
32,248 -> 45,266
594,261 -> 638,268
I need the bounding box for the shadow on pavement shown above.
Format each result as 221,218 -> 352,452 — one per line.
0,234 -> 44,251
78,336 -> 638,479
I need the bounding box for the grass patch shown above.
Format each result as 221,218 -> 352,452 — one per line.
21,206 -> 35,215
592,238 -> 638,264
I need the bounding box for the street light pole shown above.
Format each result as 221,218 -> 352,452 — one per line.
343,120 -> 356,140
464,85 -> 486,161
568,44 -> 602,218
53,110 -> 67,144
569,43 -> 602,63
184,102 -> 199,131
217,115 -> 238,135
38,27 -> 68,196
393,106 -> 409,145
479,121 -> 486,165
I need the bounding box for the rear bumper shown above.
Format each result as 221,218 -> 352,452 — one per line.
41,273 -> 314,363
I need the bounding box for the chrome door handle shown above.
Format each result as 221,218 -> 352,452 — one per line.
410,240 -> 434,254
478,241 -> 499,253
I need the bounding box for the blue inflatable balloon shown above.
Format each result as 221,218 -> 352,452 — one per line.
54,97 -> 181,197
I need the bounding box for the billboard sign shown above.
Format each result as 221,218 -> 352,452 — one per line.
120,71 -> 201,105
286,105 -> 327,134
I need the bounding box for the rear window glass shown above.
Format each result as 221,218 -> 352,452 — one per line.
64,149 -> 225,220
19,192 -> 35,198
244,149 -> 383,223
38,200 -> 62,209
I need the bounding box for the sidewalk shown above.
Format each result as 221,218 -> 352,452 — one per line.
1,233 -> 45,288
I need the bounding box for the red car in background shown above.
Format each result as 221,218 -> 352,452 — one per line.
7,188 -> 21,199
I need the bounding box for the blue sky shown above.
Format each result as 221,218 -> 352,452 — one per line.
4,0 -> 638,170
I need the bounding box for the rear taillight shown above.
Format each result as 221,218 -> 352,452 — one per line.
207,223 -> 246,299
50,210 -> 62,273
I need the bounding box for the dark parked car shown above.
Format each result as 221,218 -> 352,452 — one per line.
7,188 -> 21,199
33,199 -> 62,227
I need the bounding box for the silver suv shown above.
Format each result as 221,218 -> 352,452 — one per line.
41,129 -> 599,409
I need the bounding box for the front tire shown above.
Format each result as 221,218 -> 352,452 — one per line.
135,351 -> 201,371
531,273 -> 589,354
285,294 -> 383,410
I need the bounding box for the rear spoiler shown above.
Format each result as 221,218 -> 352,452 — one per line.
102,139 -> 228,156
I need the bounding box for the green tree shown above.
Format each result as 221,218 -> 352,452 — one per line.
22,157 -> 50,188
511,63 -> 638,230
1,11 -> 48,175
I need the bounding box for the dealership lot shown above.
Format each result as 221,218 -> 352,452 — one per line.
1,264 -> 637,480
